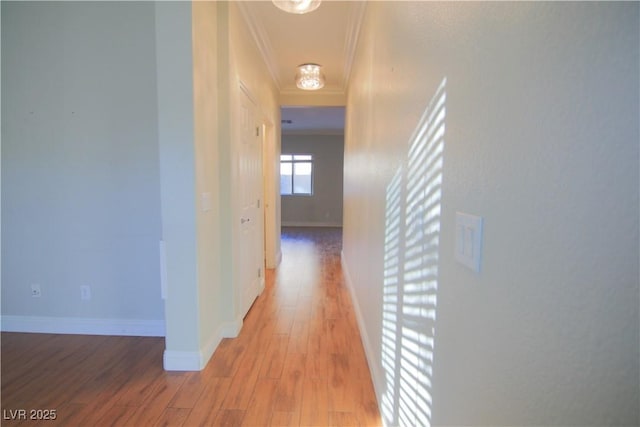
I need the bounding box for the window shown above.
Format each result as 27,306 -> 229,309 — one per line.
280,154 -> 313,195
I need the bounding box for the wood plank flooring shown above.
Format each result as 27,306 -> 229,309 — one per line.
1,227 -> 381,426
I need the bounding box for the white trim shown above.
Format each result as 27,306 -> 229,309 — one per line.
340,251 -> 385,417
276,250 -> 283,267
281,221 -> 342,228
1,315 -> 165,337
163,318 -> 243,371
220,318 -> 243,338
236,2 -> 281,90
342,1 -> 367,91
163,350 -> 201,371
239,80 -> 259,108
200,325 -> 224,369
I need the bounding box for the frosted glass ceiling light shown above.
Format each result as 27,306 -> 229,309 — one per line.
272,0 -> 321,14
295,63 -> 325,91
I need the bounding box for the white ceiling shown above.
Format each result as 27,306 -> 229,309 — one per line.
239,1 -> 365,95
238,1 -> 364,133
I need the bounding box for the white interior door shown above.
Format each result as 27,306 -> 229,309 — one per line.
238,87 -> 264,318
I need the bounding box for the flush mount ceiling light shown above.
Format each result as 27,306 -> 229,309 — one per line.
272,0 -> 321,14
296,63 -> 325,91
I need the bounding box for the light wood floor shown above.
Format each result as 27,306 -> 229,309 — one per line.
1,227 -> 381,426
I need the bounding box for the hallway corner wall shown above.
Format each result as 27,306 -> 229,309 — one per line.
155,1 -> 201,369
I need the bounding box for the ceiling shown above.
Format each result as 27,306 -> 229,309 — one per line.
238,1 -> 365,133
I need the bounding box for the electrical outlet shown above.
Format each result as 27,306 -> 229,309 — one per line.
80,285 -> 91,301
31,284 -> 41,298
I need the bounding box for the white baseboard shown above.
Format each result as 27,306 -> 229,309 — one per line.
163,350 -> 201,371
340,251 -> 385,413
200,324 -> 223,369
281,221 -> 342,228
1,315 -> 165,337
220,317 -> 243,338
164,317 -> 243,371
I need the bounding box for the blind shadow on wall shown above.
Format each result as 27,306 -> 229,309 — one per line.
381,78 -> 446,427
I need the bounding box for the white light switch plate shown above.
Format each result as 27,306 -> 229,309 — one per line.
455,212 -> 483,272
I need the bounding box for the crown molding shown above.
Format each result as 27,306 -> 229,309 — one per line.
341,1 -> 367,92
236,2 -> 282,91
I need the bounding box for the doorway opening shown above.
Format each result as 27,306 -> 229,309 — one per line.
279,106 -> 346,231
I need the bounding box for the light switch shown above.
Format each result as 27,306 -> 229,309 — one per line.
455,212 -> 483,272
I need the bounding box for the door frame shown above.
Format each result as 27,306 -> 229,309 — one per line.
234,82 -> 265,320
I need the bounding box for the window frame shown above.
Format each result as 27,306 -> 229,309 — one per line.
280,153 -> 314,196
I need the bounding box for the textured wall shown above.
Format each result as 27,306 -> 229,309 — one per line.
343,2 -> 639,425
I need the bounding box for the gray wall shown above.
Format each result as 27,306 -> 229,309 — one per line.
281,134 -> 344,227
2,2 -> 164,331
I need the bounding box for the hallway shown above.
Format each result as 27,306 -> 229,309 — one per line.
194,227 -> 381,426
226,226 -> 381,426
1,227 -> 381,426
